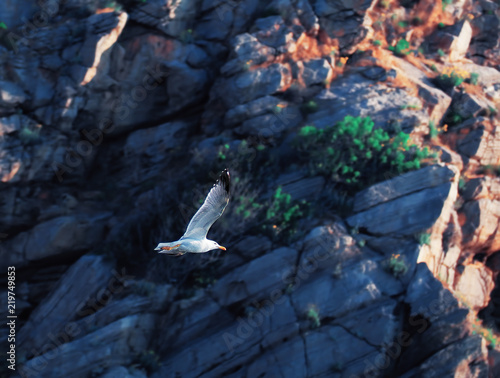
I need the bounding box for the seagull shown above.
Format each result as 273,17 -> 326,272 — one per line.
154,169 -> 231,256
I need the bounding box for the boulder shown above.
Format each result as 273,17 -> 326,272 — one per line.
455,264 -> 495,311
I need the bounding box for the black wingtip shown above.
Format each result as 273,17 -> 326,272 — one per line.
219,168 -> 230,194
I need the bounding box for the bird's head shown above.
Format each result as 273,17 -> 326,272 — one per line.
211,241 -> 226,251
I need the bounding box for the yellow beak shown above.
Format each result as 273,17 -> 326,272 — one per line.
219,246 -> 227,251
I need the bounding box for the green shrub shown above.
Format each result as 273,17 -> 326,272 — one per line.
435,67 -> 468,90
468,72 -> 479,85
388,39 -> 411,56
264,187 -> 307,240
387,254 -> 408,277
0,22 -> 7,30
372,39 -> 382,47
306,307 -> 321,329
293,115 -> 432,189
19,127 -> 40,145
418,232 -> 431,246
429,120 -> 439,139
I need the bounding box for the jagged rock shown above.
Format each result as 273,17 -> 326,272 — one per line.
214,63 -> 292,109
2,214 -> 109,270
301,58 -> 333,87
400,335 -> 487,378
336,299 -> 399,347
305,326 -> 376,376
233,235 -> 272,259
77,11 -> 128,85
234,104 -> 302,137
307,73 -> 430,133
293,0 -> 320,35
19,314 -> 156,378
224,95 -> 284,127
74,282 -> 175,335
469,14 -> 500,63
391,57 -> 452,124
220,34 -> 276,76
123,121 -> 193,179
425,20 -> 472,61
347,165 -> 457,236
155,296 -> 299,377
451,92 -> 493,119
406,263 -> 460,321
315,0 -> 376,53
211,247 -> 297,306
128,0 -> 198,38
17,255 -> 115,358
353,165 -> 457,213
243,337 -> 307,377
455,118 -> 500,166
0,80 -> 28,109
0,1 -> 39,30
461,197 -> 500,253
456,264 -> 495,310
254,15 -> 303,53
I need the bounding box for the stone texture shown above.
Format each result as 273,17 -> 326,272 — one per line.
455,118 -> 500,166
214,63 -> 293,109
307,73 -> 430,133
1,214 -> 109,270
19,314 -> 156,378
17,255 -> 115,358
455,264 -> 495,311
347,165 -> 458,236
211,247 -> 297,306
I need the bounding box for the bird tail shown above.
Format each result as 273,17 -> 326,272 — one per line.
154,242 -> 184,255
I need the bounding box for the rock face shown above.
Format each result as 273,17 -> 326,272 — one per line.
3,0 -> 500,376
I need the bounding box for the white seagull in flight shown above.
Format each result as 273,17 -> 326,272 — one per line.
154,169 -> 231,256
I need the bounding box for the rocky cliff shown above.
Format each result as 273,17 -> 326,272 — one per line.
1,0 -> 500,377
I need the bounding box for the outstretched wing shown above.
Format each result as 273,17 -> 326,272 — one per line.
181,169 -> 230,240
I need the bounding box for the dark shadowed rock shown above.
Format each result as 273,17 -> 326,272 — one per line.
17,255 -> 115,358
400,335 -> 487,378
305,326 -> 376,376
2,214 -> 110,270
20,314 -> 156,378
211,247 -> 297,306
